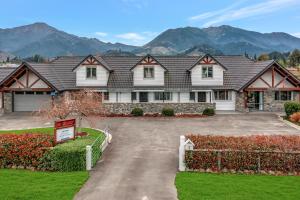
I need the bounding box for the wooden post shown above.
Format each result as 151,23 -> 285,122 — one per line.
86,145 -> 92,171
257,154 -> 261,173
217,151 -> 222,171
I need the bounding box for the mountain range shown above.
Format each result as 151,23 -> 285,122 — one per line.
1,22 -> 300,58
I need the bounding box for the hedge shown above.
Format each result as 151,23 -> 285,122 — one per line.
284,101 -> 300,117
185,135 -> 300,173
202,108 -> 215,116
0,128 -> 105,172
131,107 -> 144,116
161,107 -> 175,116
0,134 -> 53,169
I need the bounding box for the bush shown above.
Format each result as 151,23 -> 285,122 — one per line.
202,108 -> 215,116
162,107 -> 175,116
185,135 -> 300,173
284,101 -> 300,117
290,112 -> 300,122
131,107 -> 144,116
0,134 -> 53,169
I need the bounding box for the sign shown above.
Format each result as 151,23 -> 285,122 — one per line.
54,119 -> 76,144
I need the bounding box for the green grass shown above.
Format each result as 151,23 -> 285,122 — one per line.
0,127 -> 54,135
0,169 -> 88,200
176,172 -> 300,200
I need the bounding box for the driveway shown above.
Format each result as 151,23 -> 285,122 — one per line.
0,113 -> 299,200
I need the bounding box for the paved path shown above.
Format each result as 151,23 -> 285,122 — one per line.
1,113 -> 299,200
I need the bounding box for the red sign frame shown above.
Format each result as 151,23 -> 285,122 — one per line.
54,119 -> 76,145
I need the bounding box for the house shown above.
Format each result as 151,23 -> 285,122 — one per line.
0,54 -> 300,114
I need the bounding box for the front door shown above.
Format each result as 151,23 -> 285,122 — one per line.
198,92 -> 206,102
248,91 -> 264,111
139,92 -> 148,102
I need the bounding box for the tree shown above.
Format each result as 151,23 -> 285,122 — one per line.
6,57 -> 10,63
288,49 -> 300,67
39,90 -> 106,132
257,54 -> 270,61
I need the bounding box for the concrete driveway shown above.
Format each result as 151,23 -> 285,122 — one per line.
0,113 -> 299,200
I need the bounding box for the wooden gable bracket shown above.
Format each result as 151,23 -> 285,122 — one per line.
199,55 -> 216,64
140,55 -> 158,65
259,77 -> 271,88
274,76 -> 287,88
13,77 -> 26,88
274,67 -> 299,87
28,78 -> 41,88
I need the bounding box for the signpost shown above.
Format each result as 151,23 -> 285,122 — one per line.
54,119 -> 76,145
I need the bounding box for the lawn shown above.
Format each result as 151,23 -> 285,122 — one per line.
176,172 -> 300,200
0,169 -> 88,200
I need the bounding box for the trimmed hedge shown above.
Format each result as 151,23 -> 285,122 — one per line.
185,135 -> 300,173
162,107 -> 175,116
0,134 -> 53,169
284,101 -> 300,117
202,108 -> 215,116
131,107 -> 144,116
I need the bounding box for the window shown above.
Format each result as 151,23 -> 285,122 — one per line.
214,90 -> 231,100
189,92 -> 195,101
144,66 -> 154,79
35,91 -> 44,95
275,91 -> 292,101
202,66 -> 213,78
154,92 -> 172,101
131,92 -> 137,101
103,92 -> 109,101
25,91 -> 34,95
15,91 -> 24,95
86,67 -> 97,79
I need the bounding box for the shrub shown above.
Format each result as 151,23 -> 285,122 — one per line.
162,107 -> 175,116
0,134 -> 53,169
131,107 -> 143,116
185,135 -> 300,173
202,108 -> 215,116
290,112 -> 300,122
284,101 -> 300,117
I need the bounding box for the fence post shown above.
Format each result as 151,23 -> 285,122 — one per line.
217,151 -> 222,171
257,154 -> 261,173
179,135 -> 186,171
86,145 -> 92,171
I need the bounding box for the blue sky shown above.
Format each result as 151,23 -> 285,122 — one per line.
1,0 -> 300,46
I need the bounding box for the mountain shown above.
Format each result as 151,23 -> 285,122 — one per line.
144,25 -> 300,55
0,22 -> 139,58
180,44 -> 223,56
0,51 -> 15,62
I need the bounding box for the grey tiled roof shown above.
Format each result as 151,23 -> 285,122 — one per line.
0,67 -> 17,83
0,55 -> 282,92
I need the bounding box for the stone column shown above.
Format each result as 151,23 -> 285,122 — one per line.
3,92 -> 13,113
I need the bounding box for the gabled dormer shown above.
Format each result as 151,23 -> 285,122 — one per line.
72,55 -> 112,87
130,54 -> 167,86
188,54 -> 227,86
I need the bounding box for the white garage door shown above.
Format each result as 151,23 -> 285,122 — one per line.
14,91 -> 51,111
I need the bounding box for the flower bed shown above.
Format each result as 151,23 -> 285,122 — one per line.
103,113 -> 207,118
0,134 -> 53,169
185,135 -> 300,174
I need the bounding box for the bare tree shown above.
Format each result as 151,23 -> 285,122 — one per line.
39,89 -> 106,132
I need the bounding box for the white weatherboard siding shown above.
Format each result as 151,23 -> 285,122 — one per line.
180,92 -> 191,103
76,65 -> 109,86
133,65 -> 165,86
191,64 -> 224,86
119,92 -> 131,103
213,91 -> 236,111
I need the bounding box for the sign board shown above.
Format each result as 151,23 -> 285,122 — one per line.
54,119 -> 76,144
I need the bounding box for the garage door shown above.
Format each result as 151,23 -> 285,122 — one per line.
14,91 -> 51,111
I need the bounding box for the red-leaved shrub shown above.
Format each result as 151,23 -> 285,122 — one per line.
290,112 -> 300,122
185,135 -> 300,173
0,134 -> 53,169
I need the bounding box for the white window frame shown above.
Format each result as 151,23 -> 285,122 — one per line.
154,92 -> 172,101
202,65 -> 213,78
144,66 -> 155,79
86,66 -> 97,79
213,90 -> 231,101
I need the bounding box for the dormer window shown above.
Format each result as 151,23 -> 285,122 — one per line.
86,67 -> 97,79
202,66 -> 213,78
144,66 -> 154,79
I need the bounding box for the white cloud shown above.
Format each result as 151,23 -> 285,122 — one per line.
116,32 -> 145,41
95,32 -> 108,37
292,32 -> 300,38
189,0 -> 300,27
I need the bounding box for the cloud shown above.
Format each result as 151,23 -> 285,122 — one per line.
292,32 -> 300,38
114,31 -> 158,46
116,32 -> 145,41
189,0 -> 300,27
95,32 -> 108,37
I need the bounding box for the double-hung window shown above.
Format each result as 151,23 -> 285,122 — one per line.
214,90 -> 231,101
144,66 -> 154,79
275,91 -> 292,101
103,92 -> 109,101
131,92 -> 137,101
202,66 -> 213,78
86,67 -> 97,79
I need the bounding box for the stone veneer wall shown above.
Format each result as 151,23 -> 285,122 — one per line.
235,92 -> 247,112
263,90 -> 300,112
3,92 -> 12,113
103,103 -> 215,114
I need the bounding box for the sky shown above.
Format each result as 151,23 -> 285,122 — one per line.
1,0 -> 300,46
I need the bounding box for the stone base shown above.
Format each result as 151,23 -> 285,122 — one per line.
103,102 -> 215,114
